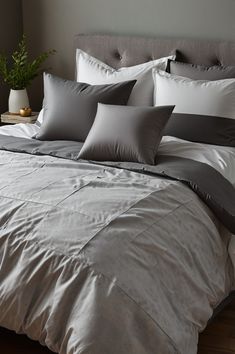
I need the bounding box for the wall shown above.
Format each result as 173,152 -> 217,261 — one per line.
22,0 -> 235,109
0,0 -> 23,113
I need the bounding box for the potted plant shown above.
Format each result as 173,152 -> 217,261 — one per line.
0,35 -> 55,114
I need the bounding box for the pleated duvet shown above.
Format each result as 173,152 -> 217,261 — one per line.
0,139 -> 234,354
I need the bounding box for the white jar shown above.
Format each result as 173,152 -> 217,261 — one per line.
8,88 -> 29,114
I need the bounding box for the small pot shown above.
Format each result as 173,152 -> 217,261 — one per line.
20,107 -> 32,117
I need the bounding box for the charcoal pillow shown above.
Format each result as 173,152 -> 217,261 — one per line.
79,103 -> 174,165
166,59 -> 235,80
35,73 -> 136,142
164,113 -> 235,147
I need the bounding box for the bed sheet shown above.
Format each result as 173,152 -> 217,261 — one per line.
0,121 -> 40,139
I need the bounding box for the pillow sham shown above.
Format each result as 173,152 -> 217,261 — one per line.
166,59 -> 235,80
78,103 -> 174,165
76,49 -> 175,106
153,70 -> 235,119
35,73 -> 136,142
153,70 -> 235,146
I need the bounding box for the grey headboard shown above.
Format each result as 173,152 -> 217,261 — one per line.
74,34 -> 235,69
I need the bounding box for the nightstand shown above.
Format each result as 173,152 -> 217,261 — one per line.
0,112 -> 39,125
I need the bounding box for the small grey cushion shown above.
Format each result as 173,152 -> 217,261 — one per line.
79,103 -> 174,165
166,60 -> 235,80
35,73 -> 136,142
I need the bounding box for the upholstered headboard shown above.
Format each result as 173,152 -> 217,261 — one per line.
74,34 -> 235,69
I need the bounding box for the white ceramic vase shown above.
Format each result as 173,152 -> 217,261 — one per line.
8,88 -> 29,114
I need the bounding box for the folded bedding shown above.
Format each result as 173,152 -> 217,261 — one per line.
159,136 -> 235,185
1,122 -> 234,184
0,133 -> 234,354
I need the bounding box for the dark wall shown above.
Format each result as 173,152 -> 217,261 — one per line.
0,0 -> 23,113
22,0 -> 235,110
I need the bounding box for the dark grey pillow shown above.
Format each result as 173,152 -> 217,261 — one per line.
79,103 -> 174,165
166,60 -> 235,80
35,73 -> 136,142
164,113 -> 235,147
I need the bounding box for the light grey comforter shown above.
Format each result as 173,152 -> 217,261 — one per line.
0,136 -> 234,354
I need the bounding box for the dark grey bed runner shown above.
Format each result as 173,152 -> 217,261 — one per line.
0,134 -> 234,233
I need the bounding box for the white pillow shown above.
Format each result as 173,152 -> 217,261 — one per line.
153,70 -> 235,119
76,49 -> 175,106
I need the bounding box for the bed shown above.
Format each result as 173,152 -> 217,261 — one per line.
0,34 -> 235,354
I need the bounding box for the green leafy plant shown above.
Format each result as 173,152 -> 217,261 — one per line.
0,35 -> 56,90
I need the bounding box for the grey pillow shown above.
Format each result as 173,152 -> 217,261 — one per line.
164,113 -> 235,147
79,103 -> 174,165
166,59 -> 235,80
35,73 -> 136,142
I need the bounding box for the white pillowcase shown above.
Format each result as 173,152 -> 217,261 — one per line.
153,69 -> 235,119
76,49 -> 175,106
